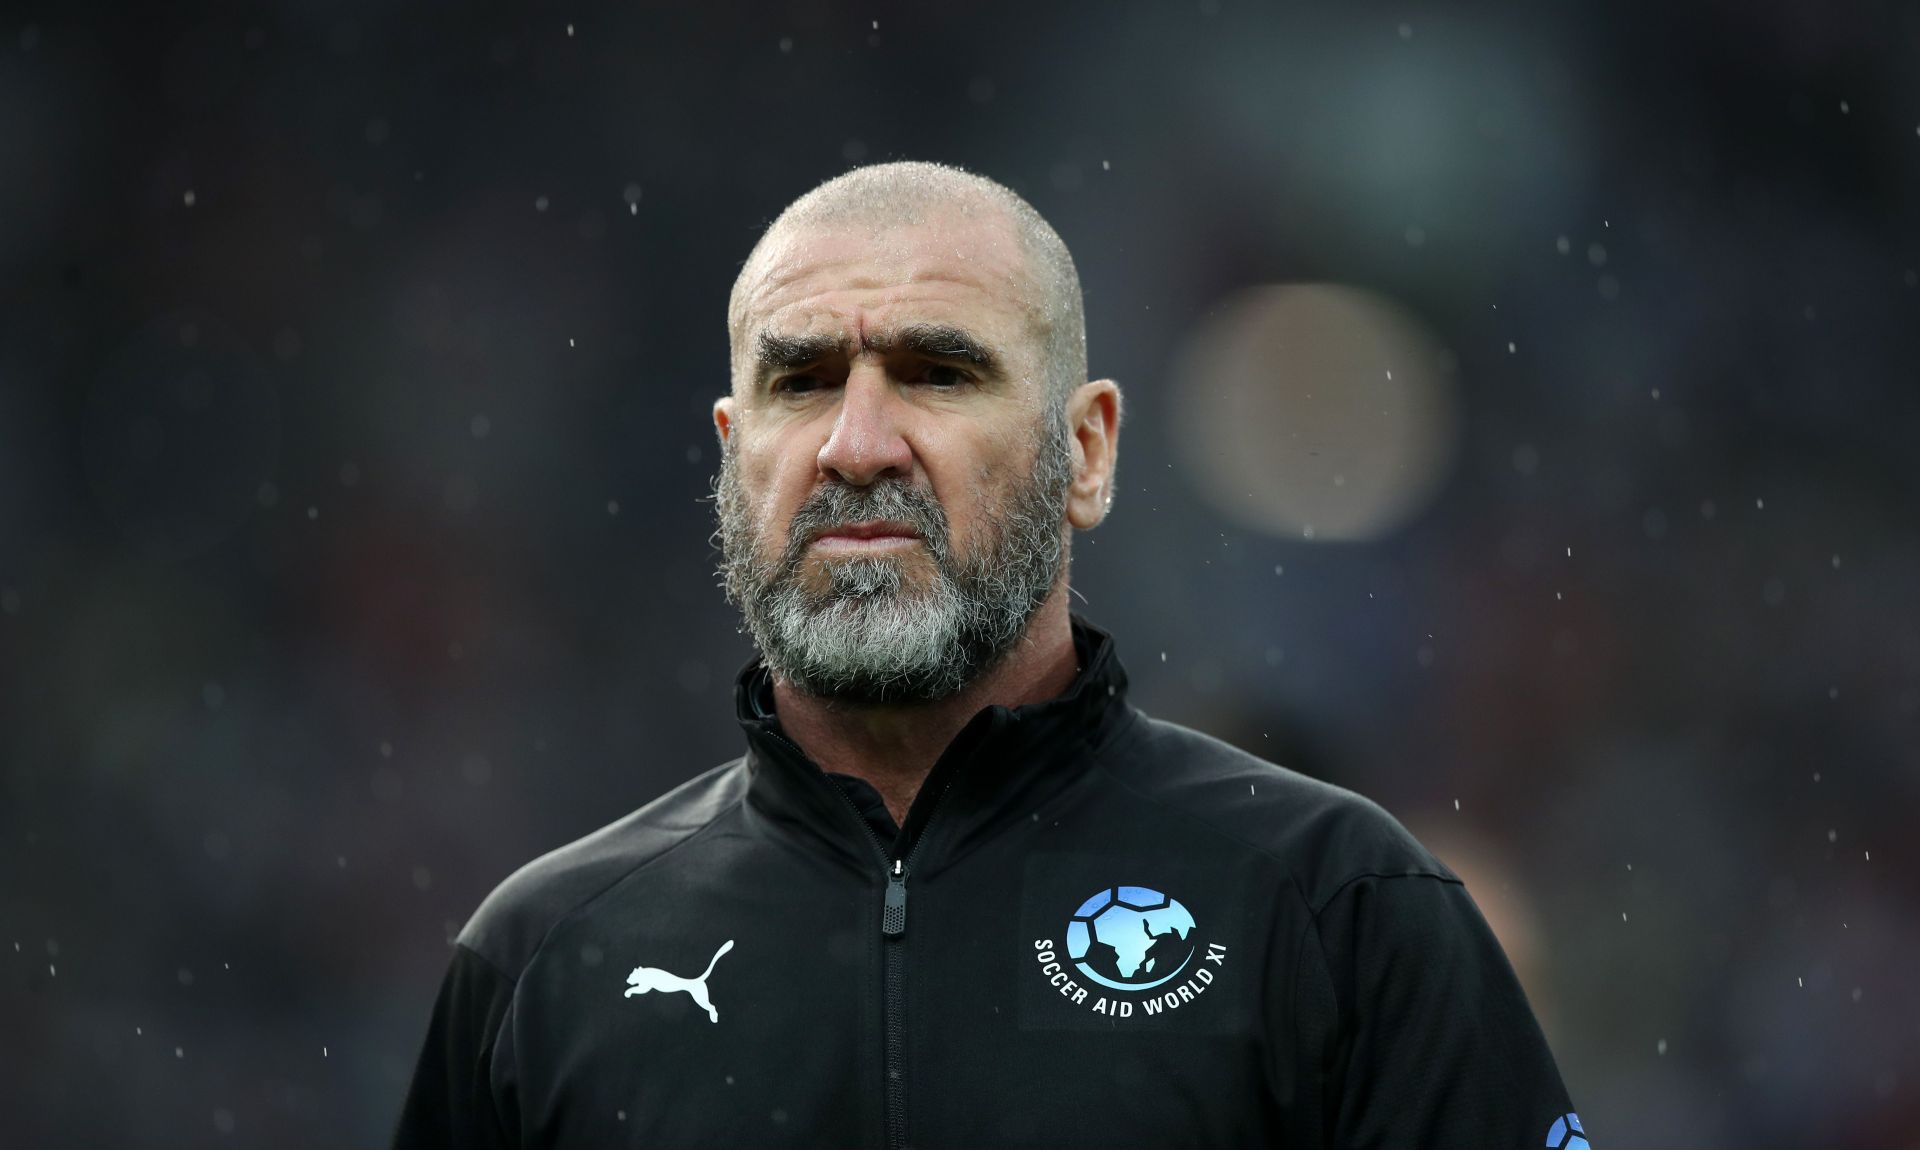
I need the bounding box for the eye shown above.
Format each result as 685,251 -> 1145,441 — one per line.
774,374 -> 826,395
922,365 -> 971,389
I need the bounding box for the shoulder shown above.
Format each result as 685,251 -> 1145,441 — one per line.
455,757 -> 749,979
1102,711 -> 1457,913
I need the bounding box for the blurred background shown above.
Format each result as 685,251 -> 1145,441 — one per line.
3,0 -> 1917,1145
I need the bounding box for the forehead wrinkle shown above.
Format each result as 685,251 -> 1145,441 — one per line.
730,223 -> 1051,393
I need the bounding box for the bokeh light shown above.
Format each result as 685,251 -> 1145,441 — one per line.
1168,283 -> 1458,542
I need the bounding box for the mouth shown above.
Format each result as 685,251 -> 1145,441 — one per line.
808,520 -> 924,553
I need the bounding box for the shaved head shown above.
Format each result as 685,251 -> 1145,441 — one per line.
728,161 -> 1087,410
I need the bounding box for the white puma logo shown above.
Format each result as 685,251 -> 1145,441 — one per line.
622,939 -> 734,1023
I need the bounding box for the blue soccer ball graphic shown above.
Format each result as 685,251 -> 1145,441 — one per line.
1065,886 -> 1197,991
1546,1112 -> 1589,1150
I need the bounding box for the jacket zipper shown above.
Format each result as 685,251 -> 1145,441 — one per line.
764,728 -> 959,1150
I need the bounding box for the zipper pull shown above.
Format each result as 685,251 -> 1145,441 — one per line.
882,858 -> 908,938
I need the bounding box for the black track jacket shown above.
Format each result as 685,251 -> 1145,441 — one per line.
395,615 -> 1583,1148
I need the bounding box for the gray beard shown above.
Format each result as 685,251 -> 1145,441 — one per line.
714,409 -> 1074,704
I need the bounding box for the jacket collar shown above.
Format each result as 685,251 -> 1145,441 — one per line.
733,613 -> 1134,875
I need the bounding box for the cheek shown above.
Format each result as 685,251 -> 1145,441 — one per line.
934,436 -> 1023,533
747,449 -> 816,536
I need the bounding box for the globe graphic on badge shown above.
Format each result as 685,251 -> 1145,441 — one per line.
1065,887 -> 1198,992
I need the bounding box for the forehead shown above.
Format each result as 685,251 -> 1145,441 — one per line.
734,213 -> 1042,350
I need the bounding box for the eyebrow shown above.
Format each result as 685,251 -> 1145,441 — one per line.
752,323 -> 1003,384
754,331 -> 843,377
872,324 -> 1001,372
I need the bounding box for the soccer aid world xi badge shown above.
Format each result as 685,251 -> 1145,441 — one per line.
1021,865 -> 1236,1031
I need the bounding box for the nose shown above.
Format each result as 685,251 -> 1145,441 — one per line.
816,365 -> 913,486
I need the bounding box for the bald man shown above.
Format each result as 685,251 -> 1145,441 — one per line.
394,162 -> 1584,1149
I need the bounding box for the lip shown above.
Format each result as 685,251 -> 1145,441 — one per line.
808,521 -> 923,552
813,520 -> 921,542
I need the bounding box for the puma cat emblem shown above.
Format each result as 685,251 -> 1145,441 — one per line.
622,939 -> 734,1023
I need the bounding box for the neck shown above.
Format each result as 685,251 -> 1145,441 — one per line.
768,589 -> 1079,829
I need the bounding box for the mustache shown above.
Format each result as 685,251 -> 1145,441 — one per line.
781,480 -> 951,570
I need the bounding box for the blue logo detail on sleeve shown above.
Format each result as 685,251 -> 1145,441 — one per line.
1546,1112 -> 1588,1149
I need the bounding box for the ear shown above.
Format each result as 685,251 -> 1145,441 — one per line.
713,394 -> 736,447
1064,379 -> 1122,531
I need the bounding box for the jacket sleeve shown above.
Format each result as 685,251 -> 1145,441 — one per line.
392,942 -> 520,1150
1312,874 -> 1583,1148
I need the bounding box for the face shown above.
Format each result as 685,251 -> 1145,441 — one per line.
713,212 -> 1075,703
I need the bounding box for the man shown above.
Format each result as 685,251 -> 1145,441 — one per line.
394,161 -> 1585,1148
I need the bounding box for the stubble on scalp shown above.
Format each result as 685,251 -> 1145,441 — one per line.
726,161 -> 1087,413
